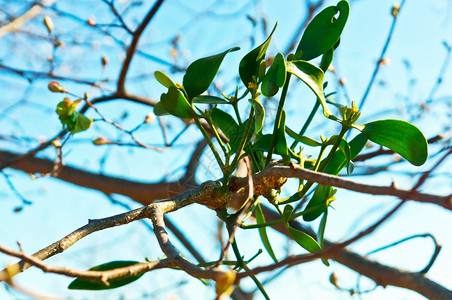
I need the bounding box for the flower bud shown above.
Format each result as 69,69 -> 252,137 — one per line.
101,55 -> 108,68
87,18 -> 96,26
144,112 -> 155,123
48,81 -> 67,93
391,4 -> 400,18
93,137 -> 110,145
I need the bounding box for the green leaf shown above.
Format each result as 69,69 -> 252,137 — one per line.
249,98 -> 265,133
68,261 -> 143,290
261,53 -> 286,97
285,126 -> 322,147
211,108 -> 238,139
303,133 -> 368,221
230,119 -> 255,152
160,86 -> 198,118
192,95 -> 229,104
183,47 -> 239,99
296,0 -> 349,61
286,60 -> 331,118
287,226 -> 322,253
154,71 -> 176,88
275,110 -> 290,164
282,204 -> 294,223
239,23 -> 277,86
72,112 -> 92,134
338,139 -> 353,175
317,209 -> 328,249
319,47 -> 334,73
255,202 -> 278,263
358,119 -> 428,166
154,102 -> 169,116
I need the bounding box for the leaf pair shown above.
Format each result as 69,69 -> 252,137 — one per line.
154,47 -> 240,118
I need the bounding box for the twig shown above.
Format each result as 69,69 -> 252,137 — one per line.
117,0 -> 165,93
358,0 -> 407,111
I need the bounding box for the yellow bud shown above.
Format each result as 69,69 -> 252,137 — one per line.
144,112 -> 155,123
391,4 -> 400,18
44,16 -> 53,33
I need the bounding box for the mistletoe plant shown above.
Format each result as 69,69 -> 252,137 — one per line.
150,0 -> 427,259
53,0 -> 428,295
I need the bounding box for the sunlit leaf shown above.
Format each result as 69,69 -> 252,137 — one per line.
183,47 -> 239,99
255,202 -> 278,263
286,60 -> 331,118
154,71 -> 176,88
287,225 -> 322,253
357,119 -> 428,166
261,52 -> 286,97
296,0 -> 349,61
239,23 -> 277,86
68,261 -> 143,290
160,86 -> 198,118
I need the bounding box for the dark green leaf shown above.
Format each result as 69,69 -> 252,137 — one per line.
303,133 -> 368,221
319,47 -> 334,73
249,98 -> 265,133
160,86 -> 198,118
229,119 -> 255,152
261,53 -> 286,97
183,47 -> 239,99
287,226 -> 322,253
296,0 -> 349,61
154,102 -> 169,116
211,108 -> 238,140
286,60 -> 331,118
255,202 -> 278,263
358,119 -> 428,166
68,261 -> 143,290
154,71 -> 176,88
239,23 -> 277,86
193,95 -> 229,104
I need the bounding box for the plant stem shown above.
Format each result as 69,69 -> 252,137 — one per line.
194,118 -> 225,171
278,125 -> 349,204
266,75 -> 292,165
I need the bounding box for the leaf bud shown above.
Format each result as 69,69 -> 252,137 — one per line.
48,81 -> 67,93
44,16 -> 53,33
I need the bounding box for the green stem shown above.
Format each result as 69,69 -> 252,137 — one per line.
194,118 -> 225,171
232,102 -> 242,124
205,114 -> 229,160
278,125 -> 349,205
290,98 -> 321,150
228,107 -> 255,173
266,75 -> 291,165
